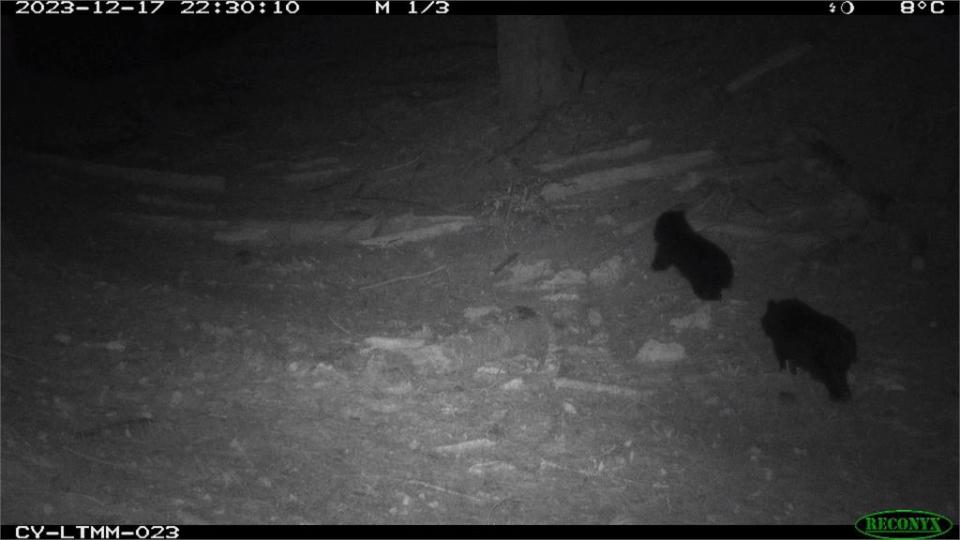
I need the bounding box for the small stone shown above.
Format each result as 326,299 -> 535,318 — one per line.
501,378 -> 525,391
169,391 -> 184,407
595,215 -> 616,226
463,306 -> 501,322
674,171 -> 704,192
539,269 -> 587,290
384,382 -> 413,395
634,340 -> 685,363
589,256 -> 625,287
669,305 -> 712,331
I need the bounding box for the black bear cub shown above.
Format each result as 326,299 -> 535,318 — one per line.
651,210 -> 733,300
761,299 -> 858,402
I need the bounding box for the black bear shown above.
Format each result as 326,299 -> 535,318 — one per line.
761,299 -> 858,401
651,210 -> 733,300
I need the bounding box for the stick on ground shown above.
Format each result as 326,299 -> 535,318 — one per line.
358,265 -> 447,291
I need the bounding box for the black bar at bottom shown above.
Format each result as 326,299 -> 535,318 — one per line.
0,524 -> 877,539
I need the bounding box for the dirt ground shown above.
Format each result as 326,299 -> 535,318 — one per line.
2,15 -> 958,527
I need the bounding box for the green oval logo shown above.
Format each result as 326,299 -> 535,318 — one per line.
856,509 -> 955,539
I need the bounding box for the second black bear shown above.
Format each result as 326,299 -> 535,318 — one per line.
651,210 -> 733,300
761,298 -> 858,402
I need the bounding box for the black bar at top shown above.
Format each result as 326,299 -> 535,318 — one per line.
2,1 -> 958,16
306,1 -> 960,16
0,524 -> 874,539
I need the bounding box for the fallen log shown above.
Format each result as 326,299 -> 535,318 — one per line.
534,138 -> 652,173
21,151 -> 226,193
540,150 -> 717,202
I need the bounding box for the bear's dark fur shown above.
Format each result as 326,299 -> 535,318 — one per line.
651,210 -> 733,300
761,299 -> 858,402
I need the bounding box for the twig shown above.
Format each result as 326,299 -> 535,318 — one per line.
380,153 -> 423,173
64,448 -> 132,470
328,315 -> 354,336
358,265 -> 447,291
405,479 -> 486,504
490,252 -> 519,276
726,42 -> 813,93
75,493 -> 109,506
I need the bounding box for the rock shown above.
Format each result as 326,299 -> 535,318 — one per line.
589,255 -> 625,287
669,304 -> 712,330
595,215 -> 616,226
634,339 -> 686,363
539,269 -> 587,290
501,378 -> 525,391
463,305 -> 502,322
404,344 -> 461,374
495,259 -> 554,289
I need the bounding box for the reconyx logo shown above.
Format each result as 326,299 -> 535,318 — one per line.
856,509 -> 955,539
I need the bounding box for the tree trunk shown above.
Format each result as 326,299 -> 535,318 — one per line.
497,16 -> 582,117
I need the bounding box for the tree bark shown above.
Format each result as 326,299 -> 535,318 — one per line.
497,16 -> 581,117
